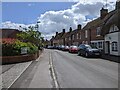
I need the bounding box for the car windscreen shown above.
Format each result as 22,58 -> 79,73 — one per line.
85,45 -> 97,49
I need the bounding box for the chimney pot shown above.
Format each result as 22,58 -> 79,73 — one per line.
52,36 -> 54,38
100,8 -> 108,19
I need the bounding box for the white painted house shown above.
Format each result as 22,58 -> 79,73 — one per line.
101,1 -> 120,62
105,25 -> 120,56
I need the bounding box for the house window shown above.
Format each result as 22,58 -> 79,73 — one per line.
98,42 -> 103,49
69,37 -> 71,40
85,30 -> 88,38
77,33 -> 79,39
96,27 -> 101,36
72,35 -> 75,40
80,33 -> 81,39
112,42 -> 118,51
109,25 -> 119,33
65,38 -> 67,41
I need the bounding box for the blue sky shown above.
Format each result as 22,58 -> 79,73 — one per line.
2,2 -> 75,24
2,0 -> 116,39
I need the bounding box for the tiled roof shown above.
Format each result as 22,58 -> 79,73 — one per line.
82,18 -> 103,30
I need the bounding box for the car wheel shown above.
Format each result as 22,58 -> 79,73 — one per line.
85,52 -> 89,57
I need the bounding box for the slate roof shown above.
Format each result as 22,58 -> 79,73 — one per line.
54,32 -> 64,40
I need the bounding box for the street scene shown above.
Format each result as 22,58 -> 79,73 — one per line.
2,49 -> 118,88
1,0 -> 120,89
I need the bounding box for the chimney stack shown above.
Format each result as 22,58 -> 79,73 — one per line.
116,1 -> 120,10
62,29 -> 65,33
69,27 -> 72,32
100,8 -> 108,19
77,24 -> 82,30
56,32 -> 58,35
52,36 -> 54,38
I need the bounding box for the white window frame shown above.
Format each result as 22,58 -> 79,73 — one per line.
77,33 -> 79,39
80,33 -> 81,39
69,37 -> 71,40
85,30 -> 88,38
96,27 -> 101,36
72,35 -> 75,40
109,25 -> 119,33
98,42 -> 103,49
112,42 -> 118,51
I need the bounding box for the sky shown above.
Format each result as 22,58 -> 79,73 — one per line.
2,0 -> 116,40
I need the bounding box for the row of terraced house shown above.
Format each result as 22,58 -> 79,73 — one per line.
45,1 -> 120,62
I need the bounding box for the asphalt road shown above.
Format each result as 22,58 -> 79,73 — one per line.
7,49 -> 118,88
50,49 -> 118,88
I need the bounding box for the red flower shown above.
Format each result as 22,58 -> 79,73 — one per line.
1,38 -> 16,44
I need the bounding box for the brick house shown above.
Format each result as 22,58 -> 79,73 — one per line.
53,29 -> 65,46
79,8 -> 109,50
0,28 -> 21,39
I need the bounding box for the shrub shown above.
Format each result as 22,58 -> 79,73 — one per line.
2,39 -> 38,56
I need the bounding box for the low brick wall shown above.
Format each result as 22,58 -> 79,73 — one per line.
1,50 -> 42,64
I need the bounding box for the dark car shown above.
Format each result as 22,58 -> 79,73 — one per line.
69,46 -> 78,53
78,44 -> 101,57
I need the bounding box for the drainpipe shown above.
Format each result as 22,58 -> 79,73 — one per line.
89,29 -> 91,45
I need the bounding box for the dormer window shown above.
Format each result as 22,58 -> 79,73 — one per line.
109,25 -> 119,33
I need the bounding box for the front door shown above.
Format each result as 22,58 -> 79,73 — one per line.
105,41 -> 110,54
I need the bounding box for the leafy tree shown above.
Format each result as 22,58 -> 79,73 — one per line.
17,26 -> 43,47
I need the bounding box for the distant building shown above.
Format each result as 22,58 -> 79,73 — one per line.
0,28 -> 21,39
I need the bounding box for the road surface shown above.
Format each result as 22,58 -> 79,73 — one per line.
7,49 -> 118,88
50,49 -> 118,88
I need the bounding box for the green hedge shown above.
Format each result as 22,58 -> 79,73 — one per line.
2,40 -> 38,56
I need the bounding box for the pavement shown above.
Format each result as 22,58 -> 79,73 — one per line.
2,50 -> 52,89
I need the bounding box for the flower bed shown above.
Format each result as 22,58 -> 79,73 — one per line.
1,38 -> 41,64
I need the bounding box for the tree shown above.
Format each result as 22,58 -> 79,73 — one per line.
17,26 -> 43,47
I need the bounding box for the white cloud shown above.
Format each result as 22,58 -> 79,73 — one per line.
2,0 -> 116,40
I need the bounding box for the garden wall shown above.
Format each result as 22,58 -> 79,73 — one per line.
1,50 -> 42,64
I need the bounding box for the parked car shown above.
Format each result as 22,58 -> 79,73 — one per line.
69,46 -> 78,53
61,45 -> 65,50
78,44 -> 101,57
64,46 -> 69,51
47,46 -> 54,49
